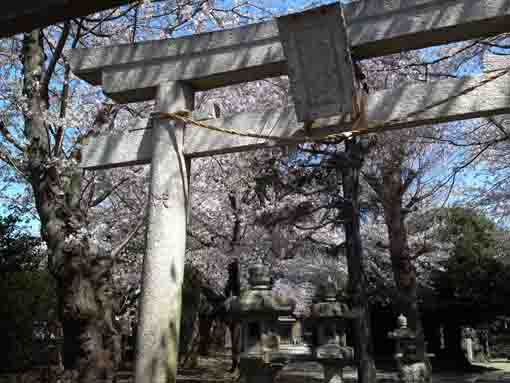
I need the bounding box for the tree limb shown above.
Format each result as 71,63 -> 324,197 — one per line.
0,121 -> 25,153
88,177 -> 129,208
111,215 -> 146,259
362,171 -> 383,196
0,148 -> 26,179
41,21 -> 70,106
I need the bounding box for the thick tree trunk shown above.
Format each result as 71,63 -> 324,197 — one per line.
341,139 -> 376,383
225,259 -> 241,372
57,249 -> 120,382
23,30 -> 119,383
384,203 -> 420,327
180,265 -> 204,368
381,168 -> 424,350
380,162 -> 433,380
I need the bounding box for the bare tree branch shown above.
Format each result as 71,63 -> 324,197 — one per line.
41,21 -> 70,105
88,177 -> 130,208
0,120 -> 25,152
0,147 -> 27,179
112,214 -> 146,259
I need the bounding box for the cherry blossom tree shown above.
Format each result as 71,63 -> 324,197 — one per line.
0,2 -> 283,381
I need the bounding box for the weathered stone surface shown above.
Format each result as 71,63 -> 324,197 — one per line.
232,290 -> 295,316
311,301 -> 351,318
80,72 -> 510,170
346,0 -> 510,59
231,265 -> 295,318
397,362 -> 431,383
101,40 -> 286,103
134,82 -> 194,383
277,3 -> 356,121
80,119 -> 153,170
70,0 -> 510,103
69,21 -> 281,85
316,344 -> 354,361
389,315 -> 432,383
388,327 -> 417,341
308,280 -> 356,382
275,362 -> 324,383
80,110 -> 218,170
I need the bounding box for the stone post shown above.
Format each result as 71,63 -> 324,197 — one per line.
135,81 -> 194,383
466,337 -> 474,362
291,320 -> 302,344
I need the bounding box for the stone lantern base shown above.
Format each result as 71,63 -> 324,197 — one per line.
321,362 -> 347,383
275,360 -> 350,383
240,356 -> 284,383
275,361 -> 324,383
397,361 -> 431,383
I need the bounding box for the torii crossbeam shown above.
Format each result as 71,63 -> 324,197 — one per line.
70,1 -> 510,383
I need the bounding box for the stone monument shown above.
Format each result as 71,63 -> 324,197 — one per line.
309,280 -> 356,383
388,315 -> 432,383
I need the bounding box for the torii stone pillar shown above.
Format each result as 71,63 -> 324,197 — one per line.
135,81 -> 194,383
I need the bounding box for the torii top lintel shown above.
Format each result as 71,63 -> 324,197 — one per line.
70,0 -> 510,104
73,0 -> 510,170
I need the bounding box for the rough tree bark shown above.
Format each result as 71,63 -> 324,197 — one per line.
380,160 -> 424,347
22,30 -> 120,383
363,143 -> 426,355
341,138 -> 376,383
179,265 -> 226,368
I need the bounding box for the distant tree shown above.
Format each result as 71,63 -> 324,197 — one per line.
430,208 -> 510,362
433,207 -> 510,319
0,215 -> 56,371
0,215 -> 44,272
0,270 -> 56,371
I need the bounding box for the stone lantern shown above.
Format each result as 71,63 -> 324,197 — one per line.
388,314 -> 431,383
309,280 -> 355,383
230,264 -> 295,383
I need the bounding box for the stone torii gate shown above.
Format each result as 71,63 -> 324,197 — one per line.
70,1 -> 510,382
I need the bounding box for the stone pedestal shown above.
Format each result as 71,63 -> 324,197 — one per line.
388,315 -> 432,383
275,361 -> 323,383
396,362 -> 430,383
240,358 -> 284,383
323,363 -> 345,383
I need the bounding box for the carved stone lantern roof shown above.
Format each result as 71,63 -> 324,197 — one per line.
387,314 -> 429,367
310,279 -> 352,320
230,264 -> 295,318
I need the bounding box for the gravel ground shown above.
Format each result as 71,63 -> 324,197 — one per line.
2,356 -> 509,383
174,355 -> 510,383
